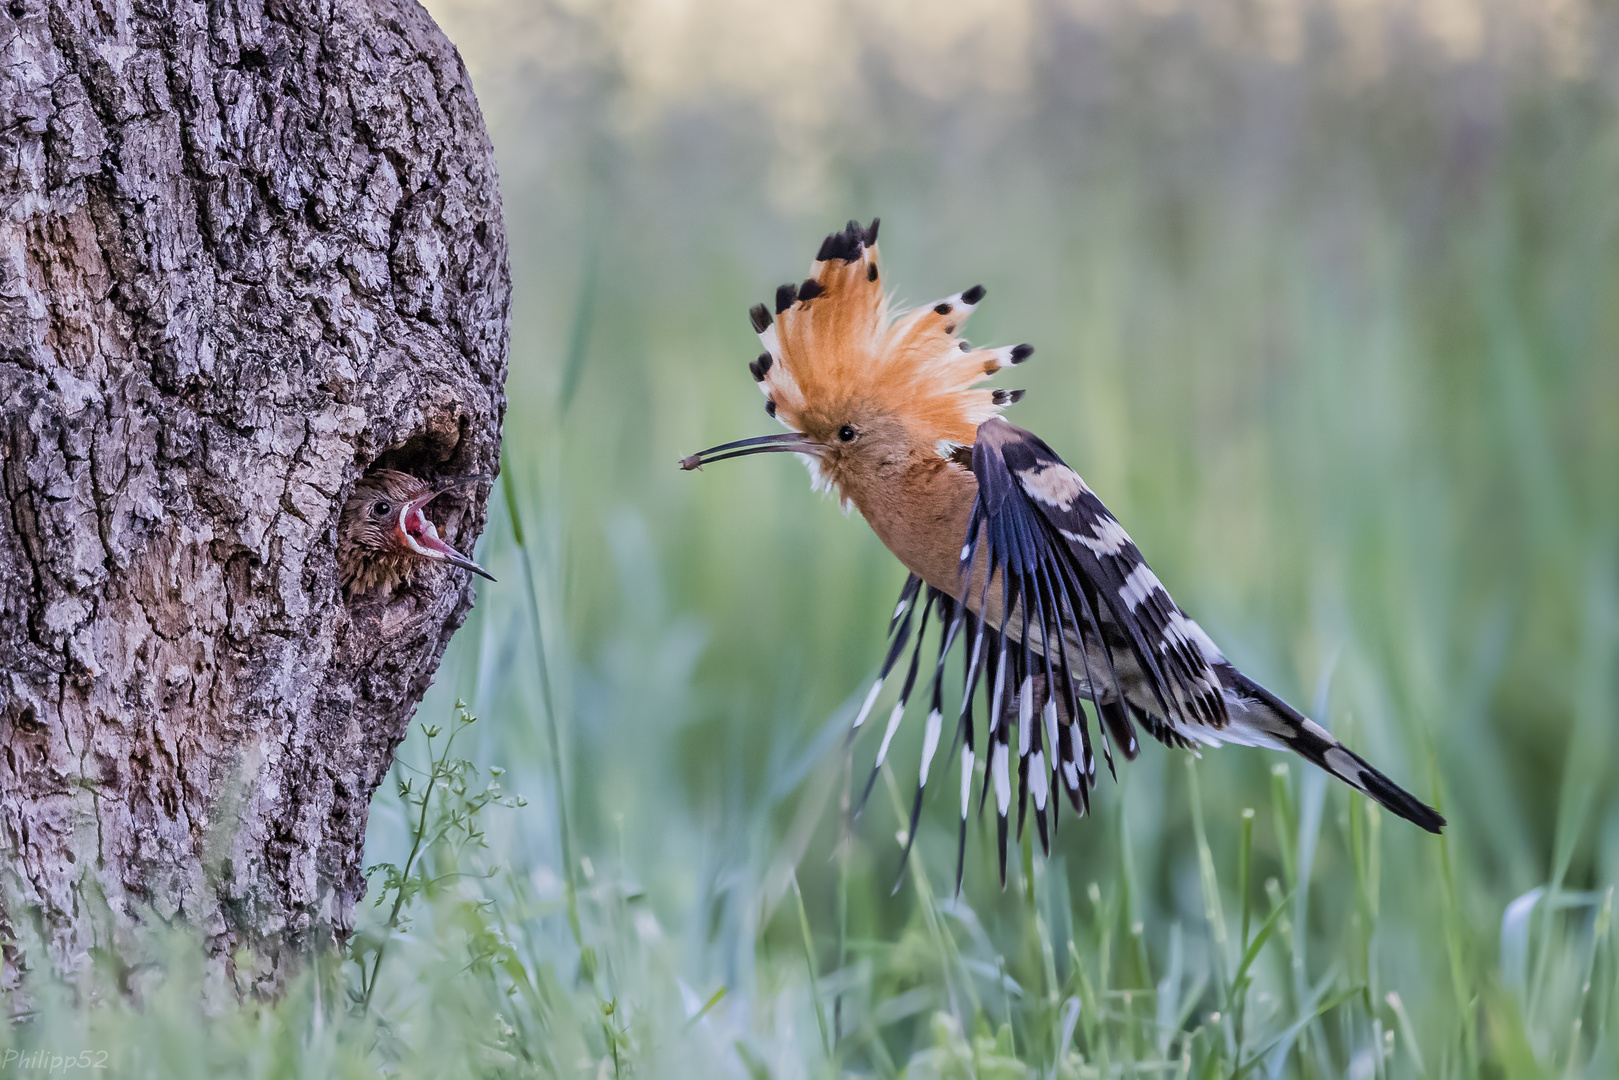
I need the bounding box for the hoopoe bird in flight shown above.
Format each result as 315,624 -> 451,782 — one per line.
339,470 -> 495,597
681,220 -> 1443,888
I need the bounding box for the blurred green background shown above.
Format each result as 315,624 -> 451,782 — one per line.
18,0 -> 1619,1075
388,0 -> 1619,1072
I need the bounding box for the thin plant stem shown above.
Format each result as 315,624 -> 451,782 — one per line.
792,872 -> 832,1061
502,456 -> 583,950
361,716 -> 464,1011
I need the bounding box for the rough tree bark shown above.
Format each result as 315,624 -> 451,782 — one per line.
0,0 -> 509,994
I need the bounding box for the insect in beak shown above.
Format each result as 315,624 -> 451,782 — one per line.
678,431 -> 820,470
395,485 -> 497,581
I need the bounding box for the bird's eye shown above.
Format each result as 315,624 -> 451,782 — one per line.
372,500 -> 391,518
838,424 -> 856,442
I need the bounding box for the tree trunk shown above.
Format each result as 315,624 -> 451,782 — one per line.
0,0 -> 509,994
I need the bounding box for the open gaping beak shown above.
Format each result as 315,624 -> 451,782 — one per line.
678,431 -> 820,470
395,485 -> 497,582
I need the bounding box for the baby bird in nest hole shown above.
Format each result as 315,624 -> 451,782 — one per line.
339,469 -> 495,597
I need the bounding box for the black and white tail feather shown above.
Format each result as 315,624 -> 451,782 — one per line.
850,417 -> 1445,891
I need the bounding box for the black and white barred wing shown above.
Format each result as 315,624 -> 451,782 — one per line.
899,419 -> 1237,886
849,570 -> 1061,893
970,418 -> 1231,747
846,419 -> 1242,890
848,420 -> 1442,893
964,418 -> 1445,840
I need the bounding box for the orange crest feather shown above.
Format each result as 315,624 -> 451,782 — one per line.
750,220 -> 1028,451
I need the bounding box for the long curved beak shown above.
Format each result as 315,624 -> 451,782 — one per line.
679,431 -> 819,471
397,488 -> 497,582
